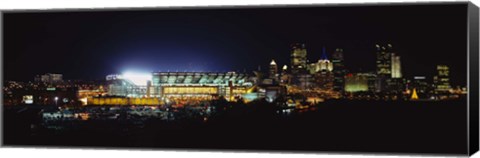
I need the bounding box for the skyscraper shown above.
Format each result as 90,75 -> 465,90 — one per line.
307,47 -> 333,74
269,59 -> 278,79
391,53 -> 402,78
290,43 -> 308,74
434,65 -> 451,92
282,65 -> 288,74
318,47 -> 333,72
304,47 -> 334,90
332,48 -> 346,92
376,44 -> 392,76
375,44 -> 395,92
279,65 -> 290,85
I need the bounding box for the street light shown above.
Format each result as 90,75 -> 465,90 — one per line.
54,97 -> 58,106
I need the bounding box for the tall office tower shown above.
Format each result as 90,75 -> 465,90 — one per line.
318,47 -> 333,71
279,65 -> 290,85
375,44 -> 395,92
332,48 -> 346,92
391,53 -> 402,78
282,65 -> 288,74
269,59 -> 278,79
310,47 -> 334,90
308,47 -> 333,74
433,65 -> 451,92
376,44 -> 392,76
290,43 -> 308,74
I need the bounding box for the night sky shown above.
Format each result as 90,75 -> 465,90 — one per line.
3,3 -> 468,86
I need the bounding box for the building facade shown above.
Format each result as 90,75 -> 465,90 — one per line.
290,43 -> 308,75
34,73 -> 63,84
433,65 -> 451,93
332,48 -> 346,92
376,44 -> 393,76
269,59 -> 278,80
345,73 -> 369,92
391,53 -> 402,78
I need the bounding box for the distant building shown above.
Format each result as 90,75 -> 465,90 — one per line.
375,44 -> 403,93
364,72 -> 378,92
411,76 -> 429,92
302,47 -> 334,90
434,65 -> 451,92
103,71 -> 263,103
409,76 -> 432,99
376,44 -> 393,76
34,73 -> 63,84
314,70 -> 334,90
290,43 -> 308,74
345,73 -> 369,92
151,72 -> 254,101
308,47 -> 333,74
332,48 -> 347,92
282,64 -> 288,73
279,65 -> 291,85
391,53 -> 402,78
385,78 -> 405,94
296,74 -> 315,90
107,78 -> 147,98
318,48 -> 334,72
269,59 -> 278,80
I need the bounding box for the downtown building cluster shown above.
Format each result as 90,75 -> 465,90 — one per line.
3,43 -> 467,107
270,43 -> 465,101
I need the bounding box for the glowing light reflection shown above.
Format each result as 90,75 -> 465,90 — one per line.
122,72 -> 152,86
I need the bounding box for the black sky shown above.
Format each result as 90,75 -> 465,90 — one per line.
3,3 -> 468,86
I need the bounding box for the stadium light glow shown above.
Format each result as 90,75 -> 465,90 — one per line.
122,72 -> 152,86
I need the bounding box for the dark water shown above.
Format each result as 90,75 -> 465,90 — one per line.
3,100 -> 468,155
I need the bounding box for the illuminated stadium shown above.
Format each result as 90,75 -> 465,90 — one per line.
151,72 -> 254,100
88,71 -> 259,105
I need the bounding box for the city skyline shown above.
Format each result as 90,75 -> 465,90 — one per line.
5,42 -> 467,88
3,41 -> 468,88
4,4 -> 467,86
3,3 -> 476,155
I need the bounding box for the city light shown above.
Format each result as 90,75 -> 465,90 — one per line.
121,72 -> 152,86
1,4 -> 474,154
55,96 -> 59,106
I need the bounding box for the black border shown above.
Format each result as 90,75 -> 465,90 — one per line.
468,1 -> 479,156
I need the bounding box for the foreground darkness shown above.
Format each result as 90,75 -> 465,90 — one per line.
4,100 -> 467,155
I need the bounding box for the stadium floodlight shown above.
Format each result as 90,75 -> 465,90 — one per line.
121,72 -> 152,86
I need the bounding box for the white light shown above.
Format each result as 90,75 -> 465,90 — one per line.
23,95 -> 34,104
79,97 -> 88,105
270,59 -> 276,65
121,72 -> 152,86
414,76 -> 426,80
54,97 -> 58,101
